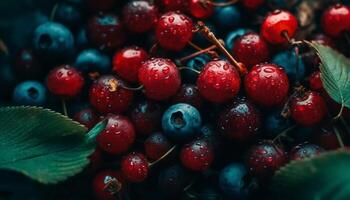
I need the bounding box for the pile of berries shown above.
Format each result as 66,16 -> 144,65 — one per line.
1,0 -> 350,199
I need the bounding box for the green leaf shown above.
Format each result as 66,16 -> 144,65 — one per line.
307,42 -> 350,109
0,106 -> 106,184
271,150 -> 350,200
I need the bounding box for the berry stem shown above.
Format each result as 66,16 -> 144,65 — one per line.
61,99 -> 68,116
272,124 -> 297,143
333,103 -> 344,121
211,0 -> 239,6
148,145 -> 176,167
50,3 -> 58,21
332,125 -> 345,148
0,38 -> 8,55
120,84 -> 144,91
149,43 -> 158,56
178,66 -> 201,74
178,44 -> 218,64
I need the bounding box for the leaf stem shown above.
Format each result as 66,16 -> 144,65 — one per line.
333,104 -> 344,121
332,125 -> 345,148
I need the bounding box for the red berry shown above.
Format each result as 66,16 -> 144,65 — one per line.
47,65 -> 84,98
74,108 -> 99,129
218,96 -> 261,141
97,114 -> 135,154
112,46 -> 148,82
155,12 -> 194,51
261,10 -> 298,44
188,0 -> 214,19
138,58 -> 181,100
161,0 -> 189,12
242,0 -> 265,10
121,152 -> 149,183
89,75 -> 133,114
197,60 -> 241,103
308,71 -> 323,92
144,132 -> 172,160
87,0 -> 115,11
290,143 -> 325,161
122,0 -> 159,33
244,63 -> 289,107
322,4 -> 350,37
88,13 -> 125,51
172,84 -> 203,109
290,91 -> 327,126
245,140 -> 286,179
312,126 -> 342,150
129,100 -> 162,135
180,138 -> 214,171
232,32 -> 270,68
93,170 -> 125,200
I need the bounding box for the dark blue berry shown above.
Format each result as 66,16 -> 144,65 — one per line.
272,50 -> 305,83
74,49 -> 111,74
214,5 -> 241,29
184,54 -> 210,83
263,110 -> 291,138
53,2 -> 82,29
225,28 -> 249,49
12,81 -> 47,106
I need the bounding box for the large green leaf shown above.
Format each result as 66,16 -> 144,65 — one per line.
271,151 -> 350,200
0,106 -> 106,184
307,42 -> 350,109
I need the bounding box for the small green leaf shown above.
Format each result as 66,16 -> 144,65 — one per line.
307,42 -> 350,109
0,106 -> 106,184
271,151 -> 350,200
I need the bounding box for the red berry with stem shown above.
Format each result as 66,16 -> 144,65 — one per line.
74,108 -> 99,130
144,132 -> 172,160
161,0 -> 189,12
290,143 -> 325,161
112,46 -> 148,83
180,138 -> 214,171
232,32 -> 270,68
138,58 -> 181,100
197,60 -> 241,103
155,12 -> 194,51
129,100 -> 162,135
290,91 -> 327,126
97,114 -> 135,155
308,71 -> 323,92
242,0 -> 265,10
261,10 -> 298,44
188,0 -> 214,19
322,4 -> 350,37
121,152 -> 149,183
93,170 -> 125,200
89,75 -> 133,114
122,0 -> 159,33
47,65 -> 84,98
218,96 -> 261,141
172,84 -> 203,109
245,63 -> 289,107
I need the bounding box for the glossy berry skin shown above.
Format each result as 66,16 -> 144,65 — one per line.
121,152 -> 149,183
13,81 -> 47,106
155,12 -> 193,51
225,29 -> 249,49
97,114 -> 135,155
308,71 -> 323,92
73,108 -> 98,129
14,49 -> 42,80
261,10 -> 298,44
218,96 -> 261,141
233,33 -> 270,68
290,143 -> 325,161
138,58 -> 181,100
322,4 -> 350,37
144,132 -> 172,160
272,50 -> 306,83
53,2 -> 81,29
245,140 -> 287,179
189,0 -> 214,19
180,138 -> 214,171
88,13 -> 125,51
214,6 -> 241,29
112,46 -> 148,83
122,0 -> 159,33
242,0 -> 265,10
172,84 -> 203,109
87,0 -> 115,11
47,65 -> 84,98
74,49 -> 111,74
197,60 -> 241,103
162,103 -> 202,143
129,100 -> 162,135
89,75 -> 133,114
158,165 -> 189,197
290,91 -> 327,126
92,170 -> 125,200
245,63 -> 289,107
161,0 -> 188,12
263,110 -> 291,138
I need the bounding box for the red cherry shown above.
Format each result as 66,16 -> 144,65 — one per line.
312,126 -> 342,150
261,10 -> 298,44
197,60 -> 241,103
122,0 -> 159,33
188,0 -> 214,19
121,152 -> 149,183
218,96 -> 261,141
290,91 -> 327,126
232,32 -> 270,68
74,108 -> 99,129
245,63 -> 289,107
242,0 -> 265,10
112,46 -> 148,83
47,65 -> 84,98
88,13 -> 125,51
87,0 -> 115,11
155,12 -> 194,51
322,4 -> 350,37
308,71 -> 323,92
290,143 -> 325,161
89,75 -> 133,114
161,0 -> 189,12
144,132 -> 172,160
97,114 -> 135,155
93,170 -> 125,200
180,138 -> 214,171
172,84 -> 203,109
138,58 -> 181,100
129,100 -> 162,135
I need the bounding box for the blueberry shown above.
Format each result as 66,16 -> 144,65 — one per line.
272,50 -> 306,83
225,29 -> 249,49
74,49 -> 111,74
263,110 -> 291,138
162,103 -> 202,143
33,22 -> 74,59
53,2 -> 82,29
158,165 -> 189,197
184,54 -> 210,83
214,5 -> 241,29
12,81 -> 46,106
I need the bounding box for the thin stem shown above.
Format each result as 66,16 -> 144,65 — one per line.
148,145 -> 176,167
50,3 -> 58,21
332,125 -> 345,148
61,99 -> 68,116
188,41 -> 203,51
0,39 -> 8,55
149,43 -> 158,56
341,116 -> 350,135
333,104 -> 344,121
211,0 -> 239,6
178,67 -> 201,74
272,124 -> 297,143
120,84 -> 144,91
178,45 -> 217,64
